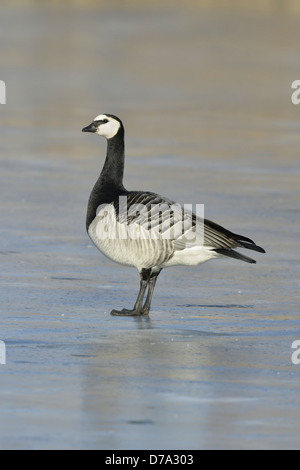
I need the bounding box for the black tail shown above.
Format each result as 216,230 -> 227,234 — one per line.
214,233 -> 265,264
232,233 -> 266,254
214,248 -> 257,264
203,218 -> 265,263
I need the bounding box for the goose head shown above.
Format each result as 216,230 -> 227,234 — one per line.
82,114 -> 123,139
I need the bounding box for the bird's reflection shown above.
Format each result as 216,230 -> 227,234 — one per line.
110,312 -> 154,329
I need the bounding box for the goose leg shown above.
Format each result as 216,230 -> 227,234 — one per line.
141,268 -> 162,315
111,268 -> 152,316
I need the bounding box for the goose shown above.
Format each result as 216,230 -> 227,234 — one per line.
82,114 -> 265,316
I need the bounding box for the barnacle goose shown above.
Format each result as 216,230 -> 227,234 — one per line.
82,114 -> 265,316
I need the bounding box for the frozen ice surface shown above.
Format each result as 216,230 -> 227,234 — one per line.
0,2 -> 300,450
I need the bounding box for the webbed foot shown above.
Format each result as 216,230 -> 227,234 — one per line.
110,308 -> 142,316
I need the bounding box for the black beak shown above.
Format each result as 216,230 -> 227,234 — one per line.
82,122 -> 97,133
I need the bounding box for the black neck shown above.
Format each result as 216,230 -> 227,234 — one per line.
86,128 -> 127,230
100,128 -> 125,189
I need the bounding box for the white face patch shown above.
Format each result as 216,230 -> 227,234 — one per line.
93,114 -> 121,139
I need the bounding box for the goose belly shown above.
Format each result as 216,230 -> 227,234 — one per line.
162,245 -> 218,267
